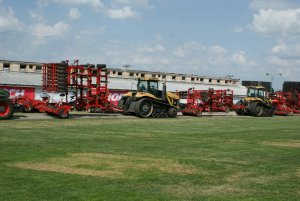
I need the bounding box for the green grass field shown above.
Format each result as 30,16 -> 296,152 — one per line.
0,116 -> 299,201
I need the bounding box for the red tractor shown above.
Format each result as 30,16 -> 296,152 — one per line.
0,89 -> 14,120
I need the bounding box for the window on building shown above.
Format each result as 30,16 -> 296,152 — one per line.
200,78 -> 204,82
217,80 -> 220,83
20,64 -> 26,70
4,63 -> 9,70
182,76 -> 186,81
162,75 -> 166,79
36,65 -> 42,71
172,76 -> 176,80
118,72 -> 122,76
129,72 -> 134,76
141,73 -> 145,77
209,79 -> 212,82
191,77 -> 195,81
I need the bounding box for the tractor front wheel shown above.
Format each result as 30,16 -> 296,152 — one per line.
0,99 -> 14,120
168,107 -> 178,118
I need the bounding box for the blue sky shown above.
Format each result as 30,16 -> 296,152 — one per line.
1,0 -> 300,89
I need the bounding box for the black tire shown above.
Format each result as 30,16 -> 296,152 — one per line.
57,108 -> 70,119
134,98 -> 153,118
195,109 -> 202,117
235,101 -> 245,115
0,99 -> 14,120
249,102 -> 263,117
118,96 -> 127,109
168,107 -> 178,118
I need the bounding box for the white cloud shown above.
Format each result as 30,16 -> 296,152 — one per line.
208,45 -> 227,55
234,26 -> 243,33
231,51 -> 257,66
111,0 -> 152,9
0,1 -> 21,32
252,8 -> 300,36
30,21 -> 70,39
53,0 -> 103,9
138,45 -> 165,53
69,7 -> 81,19
107,6 -> 136,19
249,0 -> 299,10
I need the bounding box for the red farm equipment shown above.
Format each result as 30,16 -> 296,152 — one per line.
270,91 -> 300,115
180,88 -> 234,116
18,60 -> 113,118
269,92 -> 293,115
0,89 -> 14,120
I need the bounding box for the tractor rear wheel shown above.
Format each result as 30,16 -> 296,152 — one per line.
249,102 -> 263,117
134,98 -> 153,118
0,99 -> 14,120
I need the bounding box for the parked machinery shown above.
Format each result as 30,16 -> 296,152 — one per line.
269,92 -> 293,115
118,78 -> 180,118
180,88 -> 234,117
0,89 -> 14,120
269,91 -> 300,115
235,86 -> 275,117
18,60 -> 113,118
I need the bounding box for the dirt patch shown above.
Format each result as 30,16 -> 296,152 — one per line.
7,153 -> 199,178
163,183 -> 248,199
262,142 -> 300,148
226,171 -> 249,182
9,162 -> 123,178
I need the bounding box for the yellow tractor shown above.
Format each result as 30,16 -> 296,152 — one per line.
118,78 -> 180,118
235,86 -> 275,117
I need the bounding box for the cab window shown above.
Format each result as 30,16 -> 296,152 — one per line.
138,80 -> 148,92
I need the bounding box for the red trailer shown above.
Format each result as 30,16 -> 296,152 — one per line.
180,88 -> 234,116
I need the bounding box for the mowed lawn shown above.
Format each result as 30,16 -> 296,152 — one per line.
0,116 -> 299,201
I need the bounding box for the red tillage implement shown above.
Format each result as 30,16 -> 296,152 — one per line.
270,91 -> 300,115
180,88 -> 234,116
18,60 -> 113,118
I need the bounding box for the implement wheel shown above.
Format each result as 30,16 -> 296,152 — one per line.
57,108 -> 70,119
135,98 -> 153,118
0,99 -> 14,120
235,101 -> 245,115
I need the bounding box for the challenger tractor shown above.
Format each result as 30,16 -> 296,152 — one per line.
0,89 -> 14,120
235,86 -> 275,117
118,78 -> 180,118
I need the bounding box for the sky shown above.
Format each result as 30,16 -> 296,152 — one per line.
1,0 -> 300,90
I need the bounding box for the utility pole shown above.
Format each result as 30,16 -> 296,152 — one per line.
266,73 -> 282,92
123,64 -> 131,71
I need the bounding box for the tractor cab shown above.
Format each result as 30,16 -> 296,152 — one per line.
137,78 -> 163,98
247,86 -> 267,100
